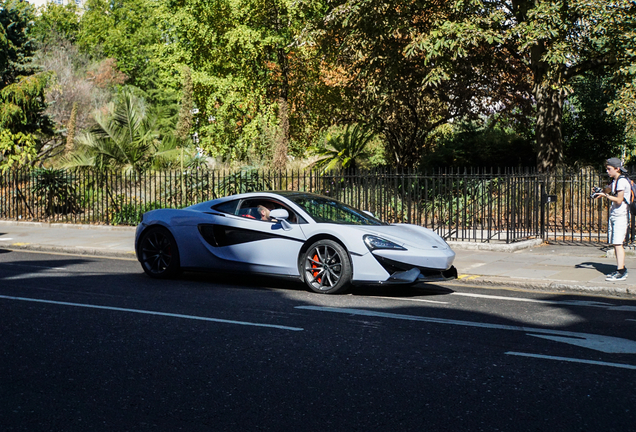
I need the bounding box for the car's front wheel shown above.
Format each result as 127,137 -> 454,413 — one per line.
303,239 -> 352,294
138,226 -> 180,278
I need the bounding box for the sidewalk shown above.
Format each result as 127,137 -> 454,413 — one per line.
1,220 -> 635,297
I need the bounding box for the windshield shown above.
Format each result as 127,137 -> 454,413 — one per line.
287,194 -> 386,225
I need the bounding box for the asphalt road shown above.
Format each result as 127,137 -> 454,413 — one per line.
2,249 -> 636,431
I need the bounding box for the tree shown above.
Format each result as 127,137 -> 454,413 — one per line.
562,72 -> 631,166
1,0 -> 36,87
407,0 -> 636,171
31,1 -> 81,45
315,0 -> 531,169
77,0 -> 163,90
160,0 -> 332,165
174,66 -> 193,143
1,0 -> 55,167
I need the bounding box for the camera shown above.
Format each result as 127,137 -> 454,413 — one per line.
590,186 -> 604,199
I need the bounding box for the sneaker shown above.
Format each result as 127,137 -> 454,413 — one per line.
606,270 -> 628,281
606,271 -> 619,281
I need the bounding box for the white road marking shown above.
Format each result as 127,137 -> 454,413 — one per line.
505,352 -> 636,370
296,306 -> 636,354
369,296 -> 448,304
0,295 -> 303,332
0,238 -> 13,241
451,292 -> 636,312
1,262 -> 70,271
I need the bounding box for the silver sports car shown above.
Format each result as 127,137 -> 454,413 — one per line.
135,191 -> 457,294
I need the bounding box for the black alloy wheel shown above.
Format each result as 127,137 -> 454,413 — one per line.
303,239 -> 352,294
139,227 -> 180,278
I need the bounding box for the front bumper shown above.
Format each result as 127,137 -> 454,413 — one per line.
351,265 -> 458,286
386,265 -> 458,284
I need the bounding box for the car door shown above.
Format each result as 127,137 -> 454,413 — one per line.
197,198 -> 307,276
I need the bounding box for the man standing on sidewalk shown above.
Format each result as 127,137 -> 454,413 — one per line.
594,157 -> 631,281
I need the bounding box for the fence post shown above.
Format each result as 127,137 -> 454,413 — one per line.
540,181 -> 546,240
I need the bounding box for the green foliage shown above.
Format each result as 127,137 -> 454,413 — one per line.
311,124 -> 374,172
160,0 -> 333,164
0,72 -> 54,136
424,119 -> 536,169
1,0 -> 54,146
110,197 -> 163,225
1,0 -> 36,86
0,129 -> 37,171
77,0 -> 163,90
32,1 -> 81,45
67,90 -> 160,172
563,72 -> 632,166
405,0 -> 636,171
314,0 -> 528,169
150,134 -> 204,171
30,167 -> 77,216
217,167 -> 273,195
174,66 -> 193,143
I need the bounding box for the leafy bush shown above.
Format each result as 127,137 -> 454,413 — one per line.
110,197 -> 163,225
30,168 -> 78,216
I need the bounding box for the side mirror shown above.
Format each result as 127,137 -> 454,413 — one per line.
270,209 -> 292,231
270,209 -> 289,220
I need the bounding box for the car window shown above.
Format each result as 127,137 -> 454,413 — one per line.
237,199 -> 300,224
212,199 -> 240,215
287,194 -> 385,225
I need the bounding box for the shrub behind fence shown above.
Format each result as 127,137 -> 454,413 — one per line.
0,167 -> 616,244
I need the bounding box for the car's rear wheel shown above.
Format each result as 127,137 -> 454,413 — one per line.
139,226 -> 180,278
303,239 -> 352,294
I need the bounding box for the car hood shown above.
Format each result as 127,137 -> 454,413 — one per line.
359,224 -> 449,250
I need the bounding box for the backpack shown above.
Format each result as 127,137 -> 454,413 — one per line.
619,175 -> 636,216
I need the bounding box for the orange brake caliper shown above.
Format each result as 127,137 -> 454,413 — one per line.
312,253 -> 321,283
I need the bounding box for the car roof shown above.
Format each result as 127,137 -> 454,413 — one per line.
187,191 -> 323,210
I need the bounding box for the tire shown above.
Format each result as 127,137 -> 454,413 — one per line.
302,239 -> 352,294
138,226 -> 180,278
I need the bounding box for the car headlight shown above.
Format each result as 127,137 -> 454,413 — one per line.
363,235 -> 406,251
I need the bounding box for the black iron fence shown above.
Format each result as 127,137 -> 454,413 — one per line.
0,167 -> 618,244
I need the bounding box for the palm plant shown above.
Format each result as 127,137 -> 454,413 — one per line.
65,90 -> 160,173
311,124 -> 375,173
217,167 -> 273,196
31,168 -> 77,216
150,134 -> 206,171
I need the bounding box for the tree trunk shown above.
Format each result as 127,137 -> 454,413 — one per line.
273,97 -> 289,169
534,82 -> 565,173
273,47 -> 290,170
65,102 -> 78,153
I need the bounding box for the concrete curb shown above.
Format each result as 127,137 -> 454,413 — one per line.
2,243 -> 137,259
0,220 -> 137,232
445,275 -> 636,297
447,238 -> 544,252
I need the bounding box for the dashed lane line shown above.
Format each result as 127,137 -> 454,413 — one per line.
0,294 -> 304,332
452,292 -> 636,311
506,352 -> 636,370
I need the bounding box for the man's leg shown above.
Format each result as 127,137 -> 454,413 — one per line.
615,244 -> 625,270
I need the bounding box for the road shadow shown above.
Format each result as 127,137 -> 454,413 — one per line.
350,284 -> 454,298
178,269 -> 454,297
575,261 -> 615,274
